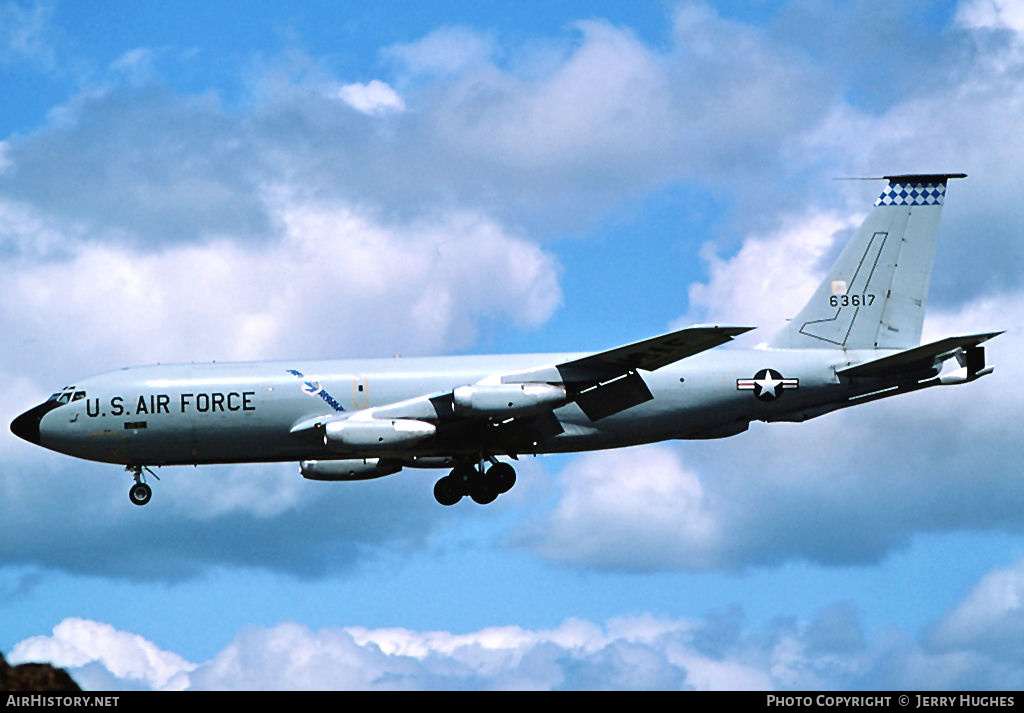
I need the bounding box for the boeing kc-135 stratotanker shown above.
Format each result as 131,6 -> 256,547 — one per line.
11,174 -> 1000,507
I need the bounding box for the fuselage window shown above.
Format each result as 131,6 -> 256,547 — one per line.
72,391 -> 86,401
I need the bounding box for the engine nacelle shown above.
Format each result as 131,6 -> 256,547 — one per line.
324,418 -> 436,451
300,458 -> 402,481
452,382 -> 567,417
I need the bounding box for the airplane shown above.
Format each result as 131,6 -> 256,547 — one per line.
10,173 -> 1001,508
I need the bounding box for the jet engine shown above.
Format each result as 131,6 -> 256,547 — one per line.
324,418 -> 436,451
452,383 -> 567,417
300,458 -> 402,481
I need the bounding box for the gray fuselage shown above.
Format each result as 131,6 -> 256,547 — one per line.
28,348 -> 880,467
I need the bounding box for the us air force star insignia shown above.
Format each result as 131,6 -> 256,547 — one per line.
736,369 -> 799,401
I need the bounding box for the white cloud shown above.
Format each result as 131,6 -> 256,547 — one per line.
0,192 -> 560,378
0,0 -> 55,69
520,446 -> 721,571
0,4 -> 841,242
928,558 -> 1024,660
438,20 -> 675,168
678,209 -> 863,341
424,15 -> 826,180
363,11 -> 835,229
13,557 -> 1024,690
334,79 -> 405,115
957,0 -> 1024,33
9,617 -> 195,690
384,25 -> 497,78
109,47 -> 159,84
791,28 -> 1024,297
0,613 -> 768,689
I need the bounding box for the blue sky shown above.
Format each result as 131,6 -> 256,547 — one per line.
3,0 -> 1024,690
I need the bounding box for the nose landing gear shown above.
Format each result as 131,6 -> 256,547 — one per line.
127,465 -> 158,506
433,458 -> 517,506
129,481 -> 152,506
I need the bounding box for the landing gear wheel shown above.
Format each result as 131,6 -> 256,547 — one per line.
450,464 -> 476,496
434,460 -> 515,506
488,462 -> 517,494
433,476 -> 462,506
470,478 -> 498,505
129,482 -> 152,506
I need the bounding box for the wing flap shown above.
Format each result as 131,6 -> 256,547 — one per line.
574,370 -> 654,420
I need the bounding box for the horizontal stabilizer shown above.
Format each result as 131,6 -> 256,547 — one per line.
836,332 -> 1003,378
555,325 -> 753,382
882,172 -> 967,184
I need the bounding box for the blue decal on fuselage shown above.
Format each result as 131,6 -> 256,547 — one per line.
286,369 -> 345,412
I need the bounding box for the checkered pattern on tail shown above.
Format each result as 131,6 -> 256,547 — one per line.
874,181 -> 946,206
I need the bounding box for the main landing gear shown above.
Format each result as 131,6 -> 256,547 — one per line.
127,465 -> 158,506
433,459 -> 516,506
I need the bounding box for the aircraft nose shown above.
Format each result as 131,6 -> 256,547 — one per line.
10,401 -> 59,445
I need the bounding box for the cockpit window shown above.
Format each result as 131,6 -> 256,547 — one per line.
48,387 -> 84,406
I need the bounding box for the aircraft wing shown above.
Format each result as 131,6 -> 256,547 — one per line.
291,324 -> 754,444
553,325 -> 754,381
836,331 -> 1002,379
501,324 -> 754,421
502,325 -> 755,384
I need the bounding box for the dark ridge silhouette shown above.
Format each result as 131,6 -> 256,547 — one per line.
0,652 -> 81,691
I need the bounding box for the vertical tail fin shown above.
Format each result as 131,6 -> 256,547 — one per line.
770,173 -> 965,350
